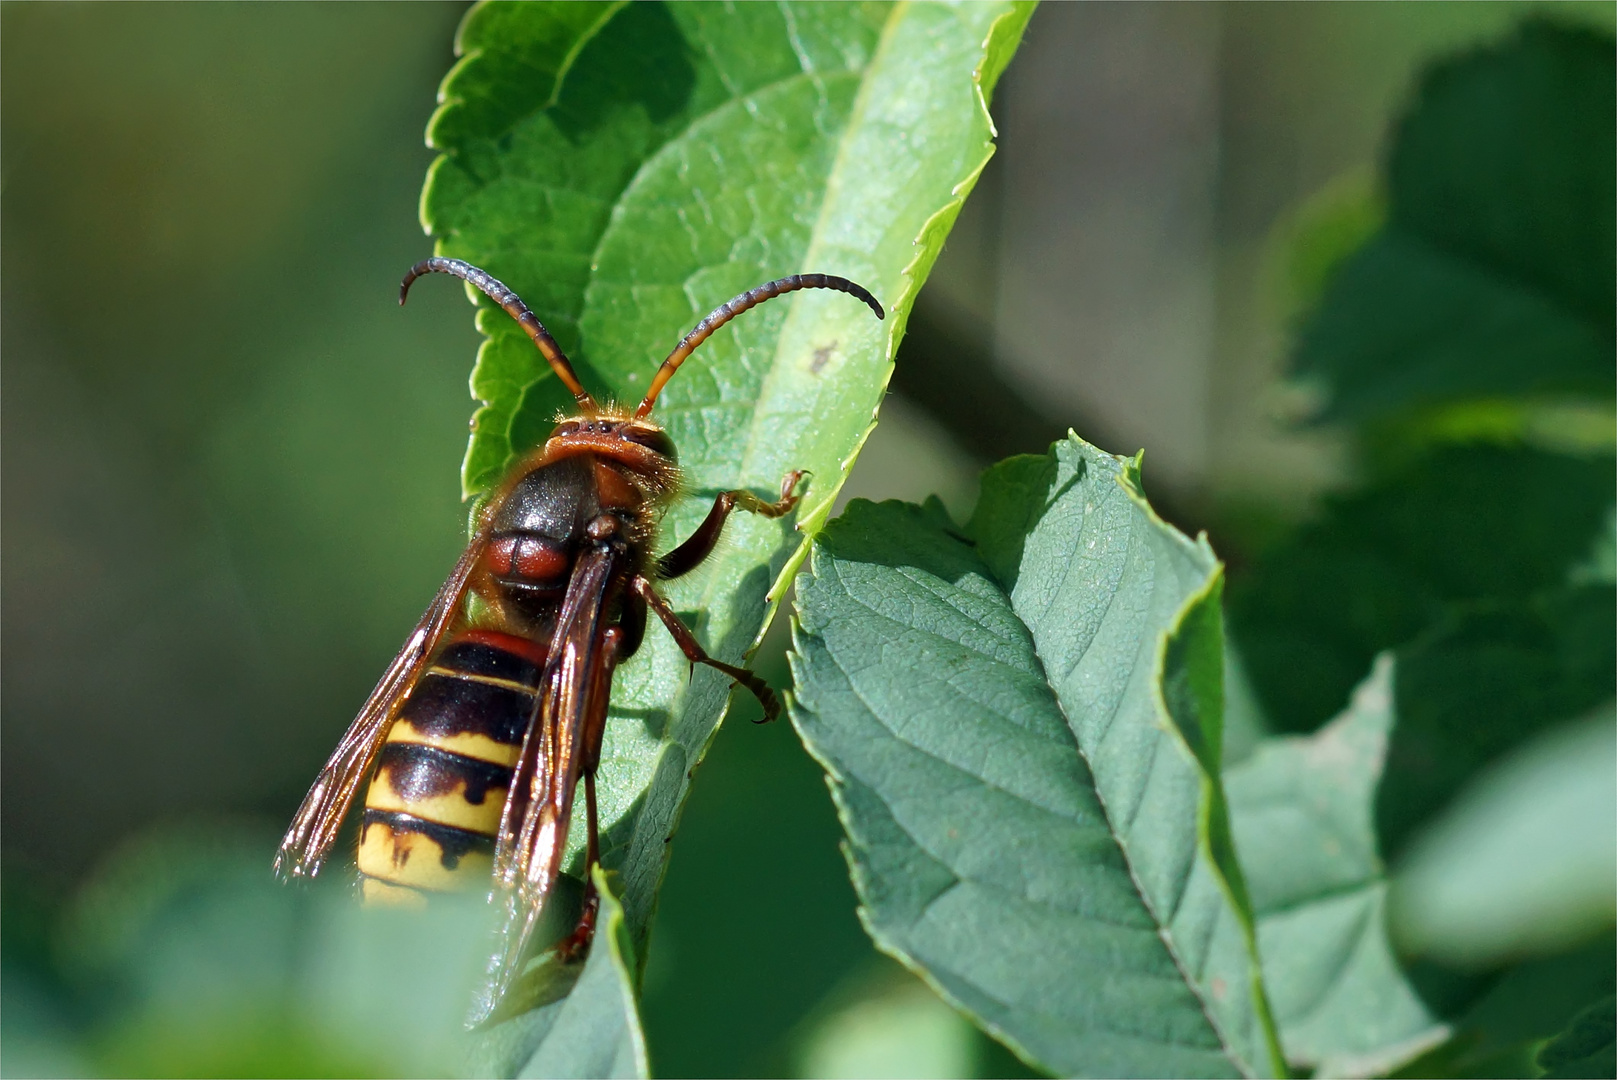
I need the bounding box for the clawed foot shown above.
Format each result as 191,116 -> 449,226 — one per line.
556,888 -> 600,965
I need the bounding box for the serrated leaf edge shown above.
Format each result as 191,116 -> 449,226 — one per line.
769,0 -> 1035,624
787,438 -> 1287,1077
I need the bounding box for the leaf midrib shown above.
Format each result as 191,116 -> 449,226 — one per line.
995,472 -> 1257,1076
641,3 -> 918,677
735,0 -> 910,537
837,525 -> 1253,1073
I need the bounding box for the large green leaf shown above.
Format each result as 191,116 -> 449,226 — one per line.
1227,657 -> 1446,1077
1292,20 -> 1616,423
417,0 -> 1035,1043
789,436 -> 1284,1077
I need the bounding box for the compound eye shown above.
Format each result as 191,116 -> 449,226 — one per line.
622,424 -> 676,462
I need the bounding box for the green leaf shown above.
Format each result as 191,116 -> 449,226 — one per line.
1537,994 -> 1617,1079
1389,938 -> 1616,1079
1292,20 -> 1616,422
1230,651 -> 1616,1076
1572,506 -> 1617,586
1227,657 -> 1447,1076
471,868 -> 648,1079
427,2 -> 627,152
1390,707 -> 1617,969
1379,585 -> 1616,860
789,435 -> 1284,1078
1228,445 -> 1615,733
57,826 -> 498,1078
1266,169 -> 1385,331
419,0 -> 1034,1030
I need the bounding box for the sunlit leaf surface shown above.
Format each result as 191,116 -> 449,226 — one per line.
416,0 -> 1034,1064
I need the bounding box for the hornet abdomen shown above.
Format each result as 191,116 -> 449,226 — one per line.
357,630 -> 545,904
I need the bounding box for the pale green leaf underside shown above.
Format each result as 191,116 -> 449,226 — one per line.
1227,656 -> 1446,1076
417,0 -> 1034,1047
791,435 -> 1284,1077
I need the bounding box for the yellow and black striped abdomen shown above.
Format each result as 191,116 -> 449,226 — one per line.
358,632 -> 546,906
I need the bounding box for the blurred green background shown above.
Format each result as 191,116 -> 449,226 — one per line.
2,3 -> 1611,1077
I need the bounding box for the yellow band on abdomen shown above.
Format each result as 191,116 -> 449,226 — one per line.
357,810 -> 494,892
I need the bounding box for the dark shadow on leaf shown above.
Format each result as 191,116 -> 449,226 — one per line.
551,3 -> 698,140
1376,585 -> 1616,862
508,374 -> 588,457
966,449 -> 1064,592
611,705 -> 671,743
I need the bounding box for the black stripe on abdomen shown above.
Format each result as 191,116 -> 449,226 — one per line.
361,809 -> 495,868
356,808 -> 497,893
362,636 -> 541,899
396,672 -> 534,745
374,742 -> 513,806
435,639 -> 545,689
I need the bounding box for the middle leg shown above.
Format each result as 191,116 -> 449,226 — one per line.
657,469 -> 806,580
630,575 -> 781,722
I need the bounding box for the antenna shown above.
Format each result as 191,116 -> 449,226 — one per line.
633,273 -> 883,419
401,257 -> 595,410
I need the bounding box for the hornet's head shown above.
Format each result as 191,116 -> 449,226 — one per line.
540,410 -> 677,475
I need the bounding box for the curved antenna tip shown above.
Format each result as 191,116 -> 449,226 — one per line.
632,272 -> 884,419
398,257 -> 595,407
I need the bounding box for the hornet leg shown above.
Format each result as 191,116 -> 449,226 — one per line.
557,627 -> 620,964
556,772 -> 602,964
658,470 -> 806,580
631,575 -> 781,722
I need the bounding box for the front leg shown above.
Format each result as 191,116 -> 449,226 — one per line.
658,469 -> 806,580
630,575 -> 781,722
